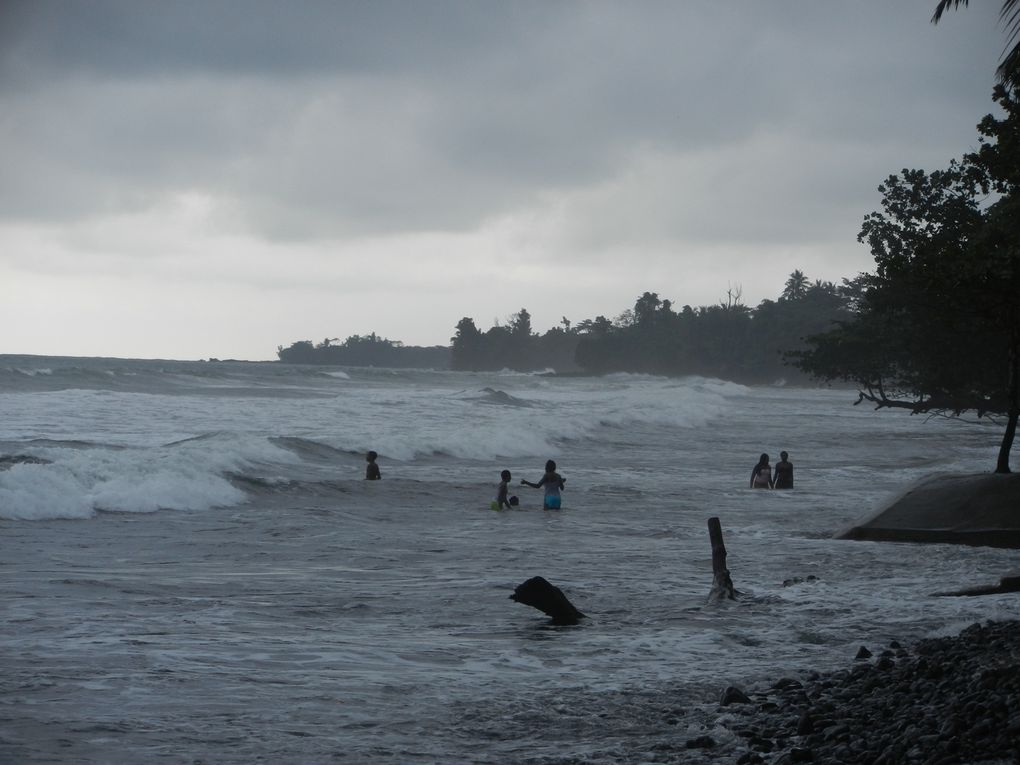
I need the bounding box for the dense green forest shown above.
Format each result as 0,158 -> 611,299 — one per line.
450,272 -> 852,382
278,271 -> 853,384
277,333 -> 450,368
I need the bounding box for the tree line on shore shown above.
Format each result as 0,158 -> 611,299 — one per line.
450,276 -> 851,382
276,270 -> 851,385
276,333 -> 450,368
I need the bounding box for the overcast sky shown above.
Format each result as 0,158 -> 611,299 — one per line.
0,1 -> 1007,360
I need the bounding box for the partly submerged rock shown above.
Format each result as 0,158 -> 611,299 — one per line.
837,473 -> 1020,549
720,686 -> 752,706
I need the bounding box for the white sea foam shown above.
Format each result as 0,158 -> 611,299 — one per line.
0,462 -> 95,520
1,357 -> 1013,765
0,433 -> 298,520
313,379 -> 734,462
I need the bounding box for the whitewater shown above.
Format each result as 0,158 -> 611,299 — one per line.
1,355 -> 1016,763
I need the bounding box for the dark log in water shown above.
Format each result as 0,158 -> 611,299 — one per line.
933,569 -> 1020,596
708,516 -> 737,601
509,576 -> 586,625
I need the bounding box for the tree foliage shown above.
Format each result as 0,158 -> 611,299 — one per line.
794,82 -> 1020,472
570,284 -> 851,381
782,270 -> 810,301
449,309 -> 582,372
448,283 -> 852,381
932,0 -> 1020,86
277,333 -> 449,368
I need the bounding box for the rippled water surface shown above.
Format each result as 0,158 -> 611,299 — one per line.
1,356 -> 1016,763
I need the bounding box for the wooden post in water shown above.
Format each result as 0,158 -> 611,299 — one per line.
708,516 -> 737,601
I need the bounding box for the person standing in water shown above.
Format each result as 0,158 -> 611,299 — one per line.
365,450 -> 381,480
750,453 -> 773,489
521,459 -> 565,509
493,469 -> 515,511
773,451 -> 794,489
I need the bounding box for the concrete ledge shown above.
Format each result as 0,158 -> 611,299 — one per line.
836,473 -> 1020,549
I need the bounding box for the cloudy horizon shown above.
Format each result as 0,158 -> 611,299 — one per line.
0,0 -> 1008,360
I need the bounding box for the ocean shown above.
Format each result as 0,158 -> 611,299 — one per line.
1,355 -> 1016,763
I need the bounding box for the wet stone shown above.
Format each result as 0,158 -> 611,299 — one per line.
796,712 -> 814,735
704,620 -> 1020,765
721,686 -> 752,706
685,735 -> 716,749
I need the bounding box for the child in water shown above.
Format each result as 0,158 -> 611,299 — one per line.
365,450 -> 381,480
492,469 -> 518,511
521,460 -> 566,509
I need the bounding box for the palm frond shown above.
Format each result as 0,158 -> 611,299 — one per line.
932,0 -> 1020,85
1000,0 -> 1020,85
931,0 -> 969,25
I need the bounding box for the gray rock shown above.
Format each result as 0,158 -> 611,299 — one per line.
685,735 -> 716,749
721,686 -> 752,706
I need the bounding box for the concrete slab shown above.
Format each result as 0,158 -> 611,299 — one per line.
837,473 -> 1020,548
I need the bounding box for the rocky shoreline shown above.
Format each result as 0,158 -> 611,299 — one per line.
713,620 -> 1020,764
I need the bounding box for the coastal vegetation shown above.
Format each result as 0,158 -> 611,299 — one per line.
277,274 -> 854,385
277,333 -> 450,368
793,80 -> 1020,473
932,0 -> 1020,86
450,278 -> 852,382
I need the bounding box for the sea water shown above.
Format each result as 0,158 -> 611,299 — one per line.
1,356 -> 1016,763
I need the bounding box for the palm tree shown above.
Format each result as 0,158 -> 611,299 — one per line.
781,270 -> 810,301
932,0 -> 1020,85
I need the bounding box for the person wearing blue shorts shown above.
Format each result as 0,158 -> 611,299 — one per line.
521,459 -> 565,510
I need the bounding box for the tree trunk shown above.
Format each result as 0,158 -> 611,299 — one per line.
996,331 -> 1019,474
708,517 -> 736,601
997,409 -> 1017,473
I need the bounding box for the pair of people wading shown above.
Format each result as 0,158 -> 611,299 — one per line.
750,451 -> 793,489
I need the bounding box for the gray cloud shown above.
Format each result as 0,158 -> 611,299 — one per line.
0,0 -> 1012,357
2,2 -> 1004,235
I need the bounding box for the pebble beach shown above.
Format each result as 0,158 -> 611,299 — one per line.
712,619 -> 1020,764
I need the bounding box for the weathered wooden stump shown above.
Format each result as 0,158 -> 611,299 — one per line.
510,576 -> 586,625
708,517 -> 737,601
